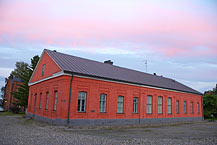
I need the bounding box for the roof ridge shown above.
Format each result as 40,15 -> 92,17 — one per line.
44,49 -> 202,95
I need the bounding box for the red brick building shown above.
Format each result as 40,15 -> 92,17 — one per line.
3,75 -> 23,111
27,49 -> 203,125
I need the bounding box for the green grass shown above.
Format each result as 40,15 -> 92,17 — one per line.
0,111 -> 25,116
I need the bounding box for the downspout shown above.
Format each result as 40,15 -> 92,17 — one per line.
201,95 -> 204,120
67,73 -> 74,124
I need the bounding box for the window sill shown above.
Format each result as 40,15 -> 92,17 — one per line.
116,113 -> 125,114
77,111 -> 86,113
146,113 -> 152,115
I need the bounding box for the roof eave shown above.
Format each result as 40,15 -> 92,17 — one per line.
63,70 -> 202,96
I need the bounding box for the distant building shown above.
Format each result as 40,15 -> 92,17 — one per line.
27,49 -> 203,126
3,75 -> 23,111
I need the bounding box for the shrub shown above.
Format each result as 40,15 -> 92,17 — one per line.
9,107 -> 21,114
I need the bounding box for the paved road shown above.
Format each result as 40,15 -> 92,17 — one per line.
0,115 -> 217,145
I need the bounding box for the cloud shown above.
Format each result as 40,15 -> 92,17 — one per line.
0,0 -> 216,93
0,0 -> 217,59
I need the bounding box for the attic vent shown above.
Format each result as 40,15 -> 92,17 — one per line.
104,60 -> 113,65
53,50 -> 57,52
153,73 -> 156,75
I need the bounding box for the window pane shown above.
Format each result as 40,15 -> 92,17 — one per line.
54,91 -> 58,111
40,93 -> 42,109
158,96 -> 162,114
167,98 -> 172,114
46,92 -> 49,110
133,97 -> 138,113
176,101 -> 179,114
147,96 -> 152,114
184,101 -> 187,114
77,92 -> 86,112
191,102 -> 193,113
99,94 -> 107,113
42,64 -> 45,76
197,103 -> 199,113
117,96 -> 124,113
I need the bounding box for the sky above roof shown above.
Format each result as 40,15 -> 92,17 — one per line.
0,0 -> 217,93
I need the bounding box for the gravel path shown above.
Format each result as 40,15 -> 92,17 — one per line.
0,115 -> 217,145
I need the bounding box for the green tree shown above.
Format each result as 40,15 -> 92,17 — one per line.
203,92 -> 217,119
11,62 -> 29,78
12,55 -> 40,110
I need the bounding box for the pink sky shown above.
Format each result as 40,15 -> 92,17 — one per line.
0,0 -> 217,92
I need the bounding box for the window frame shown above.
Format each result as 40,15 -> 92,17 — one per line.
53,91 -> 58,111
39,93 -> 42,109
77,92 -> 87,113
158,96 -> 163,114
45,92 -> 49,110
99,93 -> 107,113
197,103 -> 200,114
167,97 -> 172,114
176,100 -> 179,114
184,101 -> 187,114
41,64 -> 45,76
190,102 -> 194,114
133,97 -> 138,114
117,96 -> 124,113
146,95 -> 152,114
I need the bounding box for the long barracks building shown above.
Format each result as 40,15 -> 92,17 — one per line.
27,49 -> 203,126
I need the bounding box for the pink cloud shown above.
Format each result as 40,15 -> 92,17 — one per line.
0,0 -> 217,58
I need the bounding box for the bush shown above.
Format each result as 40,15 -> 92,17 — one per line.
9,107 -> 21,114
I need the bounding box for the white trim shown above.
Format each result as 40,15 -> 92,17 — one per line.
28,71 -> 71,86
29,49 -> 63,83
74,75 -> 200,95
29,50 -> 45,83
29,71 -> 200,95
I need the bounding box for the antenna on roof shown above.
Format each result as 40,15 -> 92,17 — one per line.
142,60 -> 148,73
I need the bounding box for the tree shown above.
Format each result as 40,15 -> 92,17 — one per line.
11,62 -> 29,79
203,91 -> 217,119
12,55 -> 40,110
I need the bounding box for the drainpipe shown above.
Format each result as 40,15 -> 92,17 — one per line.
201,95 -> 204,120
67,74 -> 74,124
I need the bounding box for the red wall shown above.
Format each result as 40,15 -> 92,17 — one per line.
27,50 -> 202,120
30,51 -> 62,83
28,75 -> 202,120
4,79 -> 23,111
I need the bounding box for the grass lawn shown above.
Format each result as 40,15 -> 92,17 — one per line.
0,111 -> 25,116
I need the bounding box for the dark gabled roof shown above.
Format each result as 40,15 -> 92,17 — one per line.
45,49 -> 202,95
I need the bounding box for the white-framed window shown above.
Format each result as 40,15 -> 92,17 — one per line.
191,102 -> 193,113
176,100 -> 179,114
99,94 -> 107,113
133,97 -> 138,113
167,97 -> 172,114
53,91 -> 58,111
117,96 -> 124,113
158,96 -> 163,114
42,64 -> 45,76
184,101 -> 187,114
147,95 -> 152,114
77,92 -> 86,112
39,93 -> 42,109
45,92 -> 49,110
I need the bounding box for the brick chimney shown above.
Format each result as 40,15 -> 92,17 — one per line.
104,60 -> 113,65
